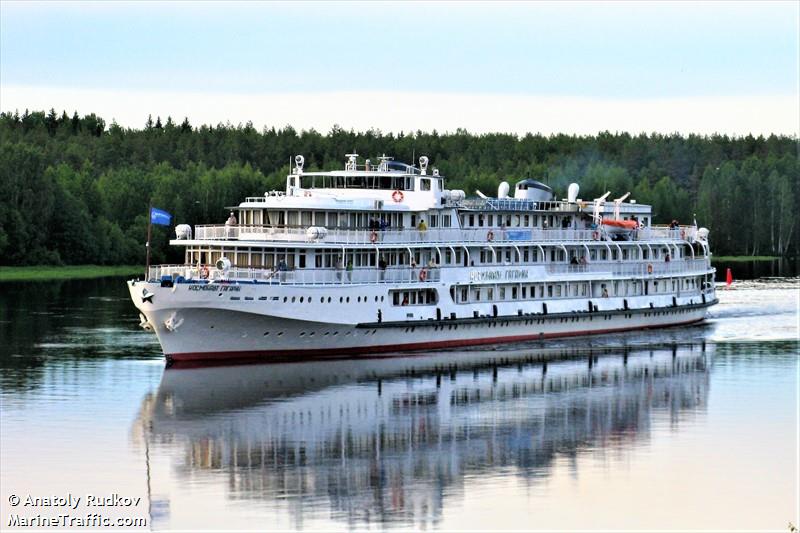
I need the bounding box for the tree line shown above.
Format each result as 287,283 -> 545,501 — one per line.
0,108 -> 796,266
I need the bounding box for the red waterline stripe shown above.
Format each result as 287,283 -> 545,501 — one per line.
167,318 -> 706,363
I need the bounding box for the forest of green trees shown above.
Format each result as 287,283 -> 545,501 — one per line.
0,109 -> 796,266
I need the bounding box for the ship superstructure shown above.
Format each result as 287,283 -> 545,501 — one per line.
129,154 -> 717,362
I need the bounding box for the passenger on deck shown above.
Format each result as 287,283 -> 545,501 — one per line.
602,287 -> 609,298
570,256 -> 579,265
225,212 -> 237,238
378,257 -> 387,280
335,257 -> 344,281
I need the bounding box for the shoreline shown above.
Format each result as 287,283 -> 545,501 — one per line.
710,256 -> 783,262
0,265 -> 142,282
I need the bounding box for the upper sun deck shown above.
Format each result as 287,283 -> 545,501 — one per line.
231,153 -> 652,220
234,154 -> 456,212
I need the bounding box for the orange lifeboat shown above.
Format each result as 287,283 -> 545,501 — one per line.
601,219 -> 639,232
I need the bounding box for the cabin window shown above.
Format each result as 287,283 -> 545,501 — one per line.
420,178 -> 431,191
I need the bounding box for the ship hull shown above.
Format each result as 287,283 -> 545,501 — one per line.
130,280 -> 715,363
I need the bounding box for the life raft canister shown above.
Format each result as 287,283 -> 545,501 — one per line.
392,190 -> 404,203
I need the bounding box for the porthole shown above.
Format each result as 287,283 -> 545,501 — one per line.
328,297 -> 332,303
381,296 -> 384,302
346,297 -> 350,303
333,331 -> 339,336
283,297 -> 288,303
340,297 -> 343,303
374,296 -> 379,302
291,297 -> 296,303
277,332 -> 284,336
320,297 -> 324,303
357,296 -> 361,303
309,332 -> 315,336
300,297 -> 304,303
300,332 -> 305,336
263,332 -> 269,336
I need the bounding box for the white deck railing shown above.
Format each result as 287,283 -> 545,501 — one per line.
148,265 -> 442,285
546,258 -> 710,277
149,259 -> 710,285
191,225 -> 696,245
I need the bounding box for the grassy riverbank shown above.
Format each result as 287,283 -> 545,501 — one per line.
0,265 -> 142,282
711,256 -> 781,262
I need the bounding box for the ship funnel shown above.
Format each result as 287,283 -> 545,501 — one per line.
498,181 -> 510,199
567,183 -> 579,203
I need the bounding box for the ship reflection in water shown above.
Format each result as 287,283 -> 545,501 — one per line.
137,344 -> 710,529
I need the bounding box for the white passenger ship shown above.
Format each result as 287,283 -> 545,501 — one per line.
129,154 -> 717,363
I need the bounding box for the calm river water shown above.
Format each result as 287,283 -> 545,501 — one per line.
0,274 -> 797,530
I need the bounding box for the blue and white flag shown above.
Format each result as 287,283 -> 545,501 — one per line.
150,207 -> 172,226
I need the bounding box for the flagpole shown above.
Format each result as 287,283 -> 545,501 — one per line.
145,204 -> 152,280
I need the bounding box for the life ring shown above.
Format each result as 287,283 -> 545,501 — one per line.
592,231 -> 599,241
646,263 -> 653,274
486,230 -> 494,242
200,265 -> 210,279
370,230 -> 378,244
392,190 -> 404,203
419,268 -> 428,282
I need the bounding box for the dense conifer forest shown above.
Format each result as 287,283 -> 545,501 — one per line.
0,109 -> 796,266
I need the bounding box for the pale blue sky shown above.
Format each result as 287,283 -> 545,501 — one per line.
1,1 -> 797,134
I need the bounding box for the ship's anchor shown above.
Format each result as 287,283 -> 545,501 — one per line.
138,313 -> 153,331
164,312 -> 184,332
